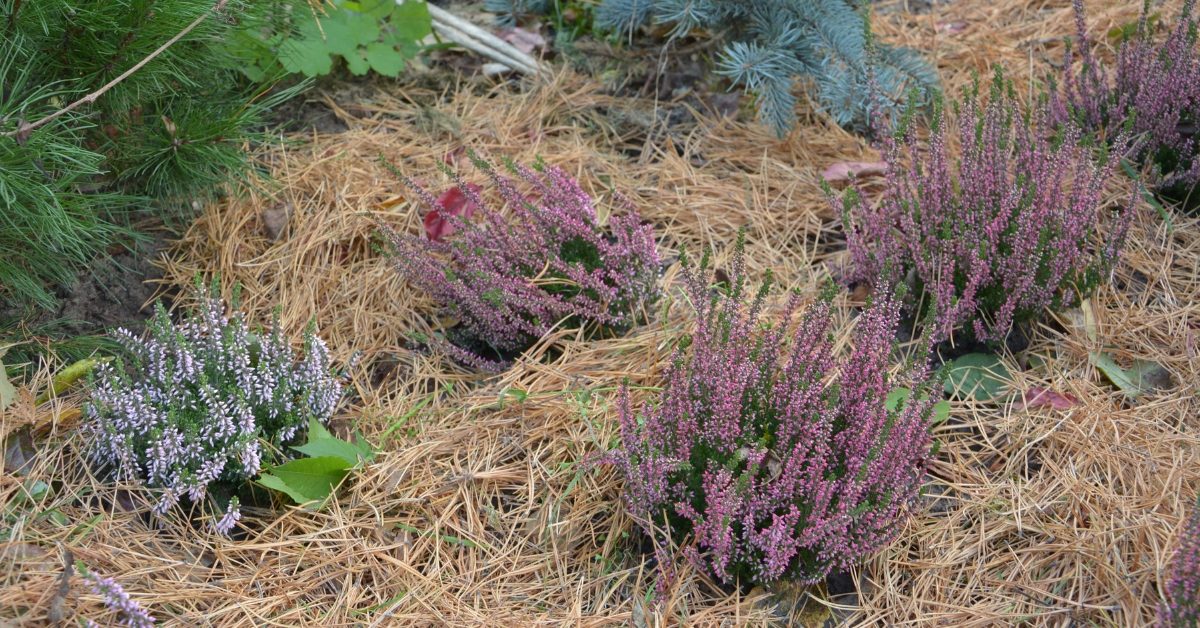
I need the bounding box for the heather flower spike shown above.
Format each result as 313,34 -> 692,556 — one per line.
1160,497 -> 1200,626
379,153 -> 660,368
1052,0 -> 1200,195
611,237 -> 938,586
85,283 -> 345,533
835,67 -> 1133,344
80,565 -> 156,627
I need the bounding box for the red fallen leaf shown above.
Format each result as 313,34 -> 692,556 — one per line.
424,184 -> 482,241
1017,386 -> 1079,410
424,210 -> 452,242
822,161 -> 887,182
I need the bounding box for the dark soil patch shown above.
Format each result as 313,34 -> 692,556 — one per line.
54,232 -> 169,337
1,224 -> 171,341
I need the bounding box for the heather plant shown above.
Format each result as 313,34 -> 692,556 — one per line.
833,68 -> 1131,345
84,287 -> 344,533
1160,498 -> 1200,626
379,155 -> 660,369
610,241 -> 939,586
1051,0 -> 1200,199
78,564 -> 156,628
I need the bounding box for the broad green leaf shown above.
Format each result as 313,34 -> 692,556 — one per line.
0,358 -> 15,412
1090,352 -> 1135,396
293,418 -> 374,466
344,49 -> 371,75
932,400 -> 951,424
398,39 -> 421,58
343,0 -> 396,19
255,473 -> 314,504
887,387 -> 951,424
364,42 -> 406,76
942,353 -> 1010,402
885,387 -> 911,412
323,10 -> 379,57
1090,352 -> 1173,398
279,26 -> 333,77
389,0 -> 432,41
42,508 -> 69,526
256,456 -> 350,504
352,431 -> 375,461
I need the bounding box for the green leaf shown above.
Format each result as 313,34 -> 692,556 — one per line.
343,0 -> 397,19
41,508 -> 69,526
344,49 -> 371,75
886,387 -> 951,424
389,0 -> 433,41
293,418 -> 374,466
885,387 -> 911,412
323,10 -> 380,57
1090,352 -> 1174,399
942,353 -> 1010,402
256,456 -> 350,504
351,431 -> 375,462
255,473 -> 314,504
932,400 -> 951,425
279,38 -> 334,77
0,358 -> 15,412
363,42 -> 407,76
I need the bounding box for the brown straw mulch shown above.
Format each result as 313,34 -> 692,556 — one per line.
4,0 -> 1198,625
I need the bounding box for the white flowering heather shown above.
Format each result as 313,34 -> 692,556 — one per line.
85,293 -> 343,531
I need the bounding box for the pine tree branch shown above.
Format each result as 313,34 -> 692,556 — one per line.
2,0 -> 229,142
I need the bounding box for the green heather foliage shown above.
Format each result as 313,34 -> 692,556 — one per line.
0,0 -> 295,313
593,0 -> 939,135
832,70 -> 1132,344
611,241 -> 939,587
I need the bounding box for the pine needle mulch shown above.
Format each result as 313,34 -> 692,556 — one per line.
4,0 -> 1198,625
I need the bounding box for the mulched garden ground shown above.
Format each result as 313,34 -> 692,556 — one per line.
3,0 -> 1198,625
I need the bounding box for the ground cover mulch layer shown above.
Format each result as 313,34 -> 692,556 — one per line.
3,0 -> 1199,625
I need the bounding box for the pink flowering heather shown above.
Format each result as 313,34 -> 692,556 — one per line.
1160,499 -> 1200,626
82,568 -> 155,627
833,68 -> 1132,344
1051,0 -> 1200,193
611,241 -> 938,586
85,287 -> 344,533
379,154 -> 660,368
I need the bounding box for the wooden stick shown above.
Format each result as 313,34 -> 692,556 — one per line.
425,3 -> 544,77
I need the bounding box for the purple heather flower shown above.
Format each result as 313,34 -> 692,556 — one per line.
833,67 -> 1132,344
379,154 -> 661,365
83,569 -> 156,627
1160,499 -> 1200,626
1052,0 -> 1200,190
611,242 -> 938,586
213,498 -> 242,536
85,290 -> 345,533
